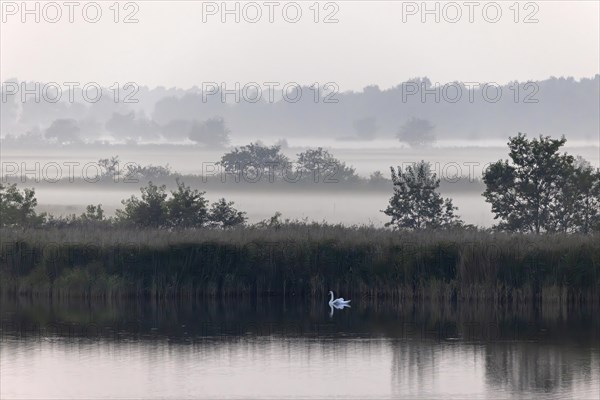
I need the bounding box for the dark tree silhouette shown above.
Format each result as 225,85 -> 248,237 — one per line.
82,204 -> 105,221
570,159 -> 600,233
166,179 -> 209,228
116,182 -> 168,228
482,133 -> 599,233
382,161 -> 461,229
98,156 -> 121,178
296,147 -> 358,182
546,156 -> 600,233
112,181 -> 248,229
208,198 -> 247,228
0,184 -> 46,227
220,142 -> 289,179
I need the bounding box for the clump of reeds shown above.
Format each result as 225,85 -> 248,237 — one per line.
1,225 -> 598,303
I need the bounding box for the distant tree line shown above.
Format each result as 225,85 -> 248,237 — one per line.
219,142 -> 359,183
3,76 -> 598,145
2,145 -> 491,192
6,112 -> 437,147
70,145 -> 362,184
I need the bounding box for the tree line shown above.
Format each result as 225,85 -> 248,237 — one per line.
383,133 -> 600,233
0,179 -> 246,229
4,76 -> 598,146
1,133 -> 599,233
80,144 -> 361,183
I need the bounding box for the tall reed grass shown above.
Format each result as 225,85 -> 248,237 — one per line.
1,225 -> 598,303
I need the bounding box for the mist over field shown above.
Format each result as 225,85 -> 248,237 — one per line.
2,138 -> 599,227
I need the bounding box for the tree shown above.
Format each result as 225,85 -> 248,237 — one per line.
126,163 -> 173,179
254,211 -> 285,229
161,119 -> 193,141
116,182 -> 168,228
188,117 -> 230,148
113,180 -> 250,229
105,111 -> 161,141
483,133 -> 578,233
208,198 -> 247,228
48,204 -> 109,228
296,147 -> 358,182
382,161 -> 461,229
166,179 -> 209,228
44,118 -> 82,144
397,117 -> 435,147
219,142 -> 289,179
353,117 -> 379,140
82,204 -> 105,221
0,183 -> 46,227
557,157 -> 600,234
98,156 -> 121,179
368,170 -> 389,186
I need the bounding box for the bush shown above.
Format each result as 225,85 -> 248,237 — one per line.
382,161 -> 462,229
0,183 -> 46,227
208,198 -> 247,228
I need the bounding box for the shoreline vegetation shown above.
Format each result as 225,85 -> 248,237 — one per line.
1,134 -> 599,301
1,226 -> 598,302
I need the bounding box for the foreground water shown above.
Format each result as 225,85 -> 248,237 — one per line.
1,298 -> 599,399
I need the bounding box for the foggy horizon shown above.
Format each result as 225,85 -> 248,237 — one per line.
3,75 -> 599,147
2,2 -> 598,89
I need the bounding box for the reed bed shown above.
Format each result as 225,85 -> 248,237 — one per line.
1,226 -> 598,303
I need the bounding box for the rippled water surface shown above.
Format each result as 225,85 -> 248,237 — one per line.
1,298 -> 599,399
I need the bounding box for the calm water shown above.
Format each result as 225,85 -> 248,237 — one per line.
1,298 -> 599,399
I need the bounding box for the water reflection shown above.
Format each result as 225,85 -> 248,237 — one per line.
1,298 -> 598,399
329,302 -> 351,318
485,342 -> 598,396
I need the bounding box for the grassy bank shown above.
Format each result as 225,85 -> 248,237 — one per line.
1,226 -> 598,303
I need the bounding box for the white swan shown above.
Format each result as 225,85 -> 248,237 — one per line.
328,291 -> 351,307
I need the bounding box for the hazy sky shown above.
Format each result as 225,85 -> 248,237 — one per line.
1,1 -> 599,91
